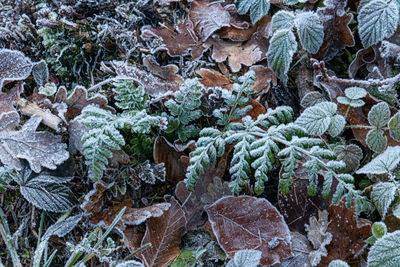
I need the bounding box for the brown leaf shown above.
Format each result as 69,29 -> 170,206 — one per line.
139,197 -> 187,267
112,61 -> 183,97
348,46 -> 387,79
318,198 -> 371,266
0,49 -> 33,90
278,165 -> 337,234
250,65 -> 277,94
315,0 -> 354,61
141,20 -> 206,59
153,136 -> 193,181
197,68 -> 233,90
81,182 -> 113,215
231,99 -> 266,122
207,196 -> 292,266
0,84 -> 22,129
190,0 -> 231,42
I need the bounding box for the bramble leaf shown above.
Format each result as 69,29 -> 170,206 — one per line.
367,230 -> 400,267
294,11 -> 324,54
272,10 -> 295,33
366,128 -> 387,153
235,0 -> 270,24
371,182 -> 397,218
357,146 -> 400,174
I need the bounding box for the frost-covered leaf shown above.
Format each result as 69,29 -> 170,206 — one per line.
272,10 -> 295,32
42,214 -> 83,240
371,182 -> 397,219
207,196 -> 292,266
344,87 -> 367,99
367,230 -> 400,267
235,0 -> 270,24
372,221 -> 387,239
0,115 -> 69,173
190,1 -> 230,42
389,112 -> 400,142
393,203 -> 400,219
328,115 -> 346,137
300,91 -> 327,108
38,83 -> 57,97
32,60 -> 49,87
295,102 -> 339,136
294,11 -> 324,54
267,29 -> 297,83
114,260 -> 144,267
334,144 -> 363,173
226,249 -> 262,267
357,146 -> 400,174
358,0 -> 399,47
328,260 -> 349,267
0,49 -> 33,90
368,102 -> 391,128
366,128 -> 387,153
139,197 -> 186,267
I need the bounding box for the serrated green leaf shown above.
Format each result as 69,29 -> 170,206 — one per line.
328,114 -> 346,137
271,10 -> 295,32
300,91 -> 326,108
235,0 -> 270,24
367,230 -> 400,267
357,146 -> 400,174
372,222 -> 387,239
344,87 -> 367,99
328,260 -> 350,267
294,11 -> 324,54
334,144 -> 363,173
389,112 -> 400,142
358,0 -> 399,48
295,102 -> 337,136
368,102 -> 391,128
371,182 -> 397,218
366,128 -> 387,153
267,29 -> 297,84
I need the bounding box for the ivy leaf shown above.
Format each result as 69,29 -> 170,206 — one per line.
389,112 -> 400,142
357,146 -> 400,174
367,230 -> 400,267
371,182 -> 397,219
267,29 -> 297,84
235,0 -> 270,24
226,249 -> 262,267
358,0 -> 399,48
294,11 -> 324,54
366,128 -> 387,153
368,102 -> 391,129
271,10 -> 295,33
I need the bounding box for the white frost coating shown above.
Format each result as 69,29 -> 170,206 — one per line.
114,260 -> 144,267
328,259 -> 350,267
368,102 -> 391,129
294,11 -> 324,54
236,0 -> 270,24
271,10 -> 295,33
42,214 -> 83,240
366,128 -> 387,153
371,182 -> 396,219
0,49 -> 33,91
358,0 -> 399,48
357,146 -> 400,174
226,249 -> 262,267
32,60 -> 49,87
368,230 -> 400,266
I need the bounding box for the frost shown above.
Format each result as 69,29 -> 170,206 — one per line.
114,260 -> 144,267
294,11 -> 324,54
371,182 -> 397,219
32,60 -> 49,87
357,146 -> 400,174
358,0 -> 399,47
267,29 -> 297,84
0,115 -> 69,173
42,214 -> 83,240
300,91 -> 327,108
328,115 -> 346,137
235,0 -> 270,24
334,144 -> 363,173
272,10 -> 295,33
226,249 -> 262,267
337,87 -> 367,107
368,102 -> 390,129
328,260 -> 349,267
366,128 -> 387,153
0,49 -> 33,90
38,82 -> 57,96
389,112 -> 400,142
367,230 -> 400,266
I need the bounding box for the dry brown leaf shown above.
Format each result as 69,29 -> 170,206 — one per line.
207,196 -> 292,266
0,84 -> 22,129
318,198 -> 371,266
139,197 -> 186,267
190,0 -> 230,42
348,46 -> 387,79
81,182 -> 113,215
250,65 -> 277,93
197,68 -> 233,90
231,99 -> 266,122
112,61 -> 183,97
141,20 -> 206,59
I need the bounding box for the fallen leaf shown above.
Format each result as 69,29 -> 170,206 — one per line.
81,182 -> 113,215
231,99 -> 266,122
112,61 -> 183,97
348,46 -> 387,79
0,84 -> 22,129
250,65 -> 277,94
143,56 -> 184,85
197,68 -> 233,90
318,198 -> 371,266
189,0 -> 231,42
207,196 -> 292,266
0,49 -> 33,90
277,232 -> 313,267
139,197 -> 187,267
141,20 -> 206,59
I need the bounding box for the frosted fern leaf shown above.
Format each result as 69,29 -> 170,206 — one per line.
358,0 -> 399,48
0,49 -> 33,90
271,10 -> 295,33
42,214 -> 83,240
235,0 -> 270,24
371,182 -> 397,219
267,29 -> 297,84
357,146 -> 400,174
367,230 -> 400,267
113,80 -> 147,111
294,11 -> 324,54
226,249 -> 262,267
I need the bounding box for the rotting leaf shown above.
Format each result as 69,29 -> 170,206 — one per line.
207,196 -> 292,266
0,115 -> 69,173
141,20 -> 206,59
139,197 -> 186,267
0,49 -> 33,90
189,0 -> 231,42
318,198 -> 371,266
